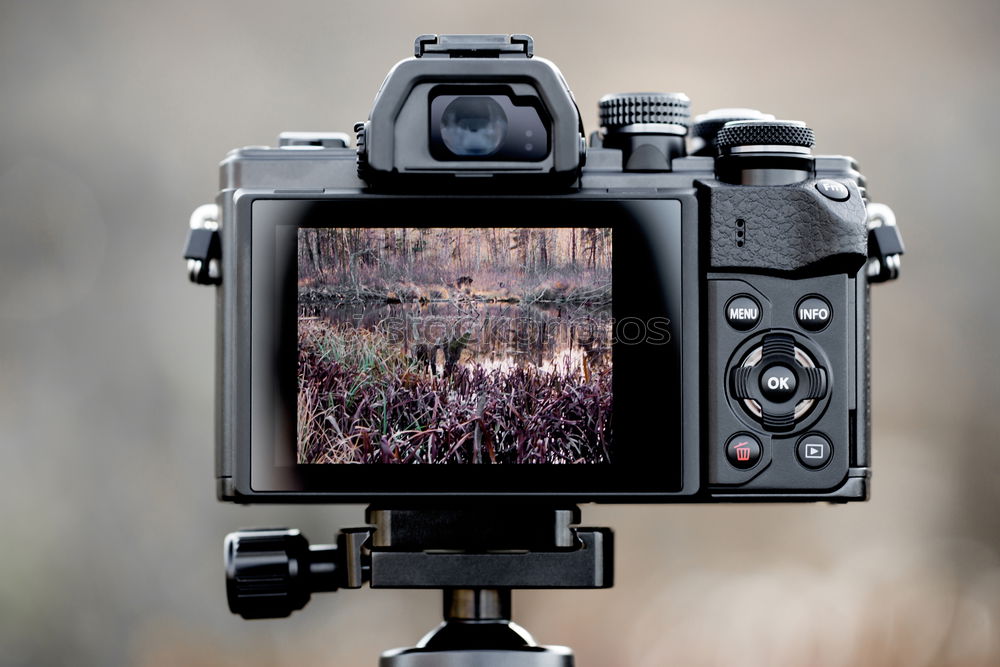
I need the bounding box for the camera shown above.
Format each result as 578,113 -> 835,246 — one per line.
186,33 -> 904,504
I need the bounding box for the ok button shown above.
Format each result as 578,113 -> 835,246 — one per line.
760,365 -> 797,402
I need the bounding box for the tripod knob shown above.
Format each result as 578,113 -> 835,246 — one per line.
224,528 -> 338,619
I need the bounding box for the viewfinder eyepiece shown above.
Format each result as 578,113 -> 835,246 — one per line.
430,90 -> 549,162
357,34 -> 583,179
439,97 -> 507,156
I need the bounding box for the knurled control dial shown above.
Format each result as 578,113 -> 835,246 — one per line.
729,332 -> 828,432
690,108 -> 775,152
598,92 -> 691,134
715,120 -> 815,151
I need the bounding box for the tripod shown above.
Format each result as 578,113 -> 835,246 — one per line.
224,507 -> 613,666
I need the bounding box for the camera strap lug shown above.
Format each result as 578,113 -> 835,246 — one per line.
184,203 -> 221,285
866,202 -> 904,283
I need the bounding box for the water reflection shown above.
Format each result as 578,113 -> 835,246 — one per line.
299,301 -> 613,373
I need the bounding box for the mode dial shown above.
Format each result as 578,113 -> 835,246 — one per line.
598,92 -> 691,134
597,92 -> 690,171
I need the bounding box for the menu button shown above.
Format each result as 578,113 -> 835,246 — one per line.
726,295 -> 761,331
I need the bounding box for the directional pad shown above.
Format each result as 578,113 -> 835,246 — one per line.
729,332 -> 828,432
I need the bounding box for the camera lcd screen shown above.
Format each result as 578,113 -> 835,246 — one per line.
250,199 -> 686,496
297,226 -> 613,465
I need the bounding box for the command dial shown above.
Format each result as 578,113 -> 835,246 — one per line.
715,120 -> 815,154
689,108 -> 774,156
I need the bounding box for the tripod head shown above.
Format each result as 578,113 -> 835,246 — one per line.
224,507 -> 613,665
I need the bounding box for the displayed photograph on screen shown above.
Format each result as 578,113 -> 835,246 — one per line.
297,227 -> 612,464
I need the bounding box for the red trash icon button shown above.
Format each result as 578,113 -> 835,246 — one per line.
725,433 -> 762,470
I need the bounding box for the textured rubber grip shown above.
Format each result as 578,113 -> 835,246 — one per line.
699,178 -> 868,273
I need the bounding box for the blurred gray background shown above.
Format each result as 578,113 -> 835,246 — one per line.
2,0 -> 998,665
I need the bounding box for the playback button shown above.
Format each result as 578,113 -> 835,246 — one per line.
796,433 -> 832,469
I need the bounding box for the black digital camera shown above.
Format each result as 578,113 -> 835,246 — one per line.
186,34 -> 903,504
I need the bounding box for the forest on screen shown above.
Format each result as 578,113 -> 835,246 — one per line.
297,227 -> 612,464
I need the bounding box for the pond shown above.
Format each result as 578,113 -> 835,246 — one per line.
299,300 -> 613,375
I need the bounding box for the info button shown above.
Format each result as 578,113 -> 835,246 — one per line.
725,295 -> 761,331
796,296 -> 832,331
